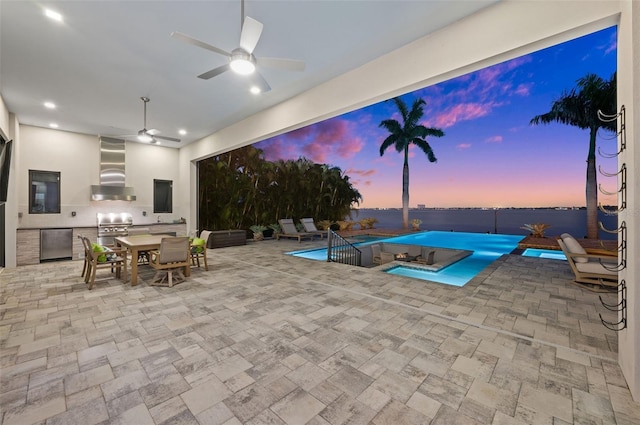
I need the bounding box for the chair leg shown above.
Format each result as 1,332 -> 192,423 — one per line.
202,252 -> 208,271
88,266 -> 97,290
84,263 -> 92,284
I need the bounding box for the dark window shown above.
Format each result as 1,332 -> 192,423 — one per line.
153,179 -> 172,213
29,170 -> 60,214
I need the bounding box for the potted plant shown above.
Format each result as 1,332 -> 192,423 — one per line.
411,218 -> 422,231
317,220 -> 333,230
249,225 -> 268,241
521,223 -> 551,238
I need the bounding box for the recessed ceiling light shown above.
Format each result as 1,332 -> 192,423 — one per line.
44,9 -> 63,22
49,123 -> 59,128
44,102 -> 56,109
178,129 -> 187,136
250,86 -> 261,95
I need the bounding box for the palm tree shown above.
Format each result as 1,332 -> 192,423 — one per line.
530,73 -> 616,239
379,97 -> 445,229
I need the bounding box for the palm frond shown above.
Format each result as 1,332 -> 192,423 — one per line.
379,134 -> 400,156
391,97 -> 409,122
412,139 -> 437,162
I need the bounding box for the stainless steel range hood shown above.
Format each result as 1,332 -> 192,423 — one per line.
91,137 -> 137,201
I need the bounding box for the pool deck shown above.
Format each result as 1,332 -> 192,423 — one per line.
1,235 -> 637,424
517,235 -> 619,255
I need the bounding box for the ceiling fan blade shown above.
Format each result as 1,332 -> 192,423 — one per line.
256,57 -> 305,72
249,70 -> 271,93
198,64 -> 230,80
154,135 -> 181,143
239,16 -> 263,54
171,31 -> 231,57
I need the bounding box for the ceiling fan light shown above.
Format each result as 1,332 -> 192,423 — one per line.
230,58 -> 255,75
137,134 -> 152,142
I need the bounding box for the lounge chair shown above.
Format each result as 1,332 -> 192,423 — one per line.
276,219 -> 316,242
300,218 -> 327,239
557,233 -> 618,291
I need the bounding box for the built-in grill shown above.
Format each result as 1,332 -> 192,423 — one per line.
97,212 -> 133,246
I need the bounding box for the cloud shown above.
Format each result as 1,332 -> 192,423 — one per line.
302,141 -> 327,162
602,31 -> 617,55
434,102 -> 497,128
485,135 -> 503,143
346,168 -> 377,177
256,117 -> 364,164
456,143 -> 472,150
514,83 -> 532,96
257,138 -> 298,162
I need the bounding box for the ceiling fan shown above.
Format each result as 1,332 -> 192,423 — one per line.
126,97 -> 180,144
171,0 -> 305,93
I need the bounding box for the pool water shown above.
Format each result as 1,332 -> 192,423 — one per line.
288,231 -> 524,287
521,248 -> 566,260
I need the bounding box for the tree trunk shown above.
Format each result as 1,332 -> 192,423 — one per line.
585,128 -> 598,239
402,160 -> 409,230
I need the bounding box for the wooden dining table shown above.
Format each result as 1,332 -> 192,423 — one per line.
114,234 -> 190,286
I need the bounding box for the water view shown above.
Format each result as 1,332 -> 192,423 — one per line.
350,208 -> 617,240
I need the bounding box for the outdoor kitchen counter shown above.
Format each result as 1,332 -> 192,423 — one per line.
130,223 -> 187,236
15,223 -> 186,266
16,227 -> 98,266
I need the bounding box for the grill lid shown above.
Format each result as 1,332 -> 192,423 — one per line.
97,212 -> 133,227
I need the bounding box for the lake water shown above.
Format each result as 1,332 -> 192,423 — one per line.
350,208 -> 618,240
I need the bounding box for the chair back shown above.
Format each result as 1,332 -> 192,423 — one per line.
199,230 -> 212,248
371,244 -> 381,257
278,219 -> 299,234
82,236 -> 97,261
158,237 -> 189,264
301,218 -> 318,232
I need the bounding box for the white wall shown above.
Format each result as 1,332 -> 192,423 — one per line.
0,95 -> 9,140
14,125 -> 182,230
617,0 -> 640,404
177,0 -> 639,401
1,95 -> 18,268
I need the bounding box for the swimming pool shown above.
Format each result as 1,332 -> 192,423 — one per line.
521,248 -> 566,260
288,231 -> 524,287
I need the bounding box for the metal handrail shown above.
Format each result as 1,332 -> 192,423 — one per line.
327,230 -> 362,266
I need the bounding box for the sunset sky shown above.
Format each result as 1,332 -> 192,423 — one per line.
254,26 -> 619,209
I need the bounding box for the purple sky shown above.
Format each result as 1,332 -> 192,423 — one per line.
255,26 -> 618,208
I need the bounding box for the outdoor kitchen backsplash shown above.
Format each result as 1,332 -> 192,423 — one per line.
17,203 -> 179,229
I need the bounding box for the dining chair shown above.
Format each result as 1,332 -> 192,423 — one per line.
190,230 -> 211,271
78,234 -> 90,278
149,237 -> 190,287
82,236 -> 128,290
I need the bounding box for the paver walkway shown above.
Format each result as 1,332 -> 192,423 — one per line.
1,238 -> 638,424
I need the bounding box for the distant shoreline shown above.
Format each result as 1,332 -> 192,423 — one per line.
346,207 -> 618,240
355,206 -> 618,211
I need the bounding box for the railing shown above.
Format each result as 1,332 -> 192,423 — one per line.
327,230 -> 362,266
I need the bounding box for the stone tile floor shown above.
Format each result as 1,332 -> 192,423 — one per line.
1,239 -> 639,424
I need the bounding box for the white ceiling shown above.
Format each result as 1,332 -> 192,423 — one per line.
1,1 -> 498,147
